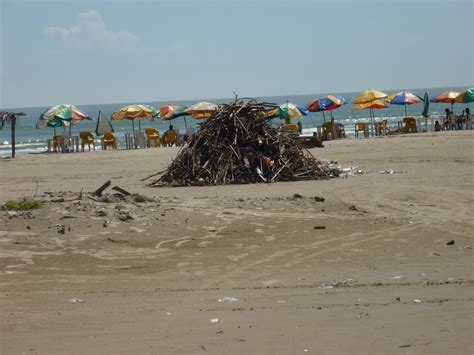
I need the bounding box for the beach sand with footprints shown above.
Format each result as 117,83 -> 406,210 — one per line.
1,131 -> 473,354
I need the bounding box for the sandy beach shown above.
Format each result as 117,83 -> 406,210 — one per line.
0,131 -> 473,354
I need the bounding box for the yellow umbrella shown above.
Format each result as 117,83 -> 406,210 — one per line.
353,100 -> 388,110
184,102 -> 218,119
111,104 -> 158,132
352,89 -> 388,104
352,89 -> 388,136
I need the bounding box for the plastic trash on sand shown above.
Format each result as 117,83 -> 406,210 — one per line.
209,318 -> 219,323
70,298 -> 84,304
218,297 -> 239,303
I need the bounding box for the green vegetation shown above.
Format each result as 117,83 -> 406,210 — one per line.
1,199 -> 42,211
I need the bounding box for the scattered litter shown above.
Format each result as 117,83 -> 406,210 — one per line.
390,276 -> 403,279
166,312 -> 171,315
209,318 -> 219,323
378,169 -> 405,174
348,205 -> 358,211
414,299 -> 422,303
304,350 -> 309,353
399,344 -> 412,348
446,240 -> 455,246
395,297 -> 401,301
314,196 -> 325,202
319,285 -> 334,289
293,193 -> 303,199
7,211 -> 18,218
313,226 -> 326,230
278,300 -> 286,304
218,297 -> 239,303
70,298 -> 84,304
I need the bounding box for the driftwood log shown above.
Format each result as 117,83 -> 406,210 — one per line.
151,99 -> 330,187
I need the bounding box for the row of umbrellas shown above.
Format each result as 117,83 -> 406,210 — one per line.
35,88 -> 473,136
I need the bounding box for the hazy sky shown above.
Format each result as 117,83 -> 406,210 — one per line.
1,0 -> 473,108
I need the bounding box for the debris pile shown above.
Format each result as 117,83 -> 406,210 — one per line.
152,99 -> 330,186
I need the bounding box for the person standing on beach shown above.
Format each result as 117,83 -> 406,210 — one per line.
444,108 -> 450,130
465,108 -> 472,130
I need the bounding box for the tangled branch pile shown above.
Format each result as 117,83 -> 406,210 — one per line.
151,99 -> 329,186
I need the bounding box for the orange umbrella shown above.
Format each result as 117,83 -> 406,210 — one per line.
431,91 -> 461,111
353,100 -> 387,110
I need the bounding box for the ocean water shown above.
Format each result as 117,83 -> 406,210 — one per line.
1,86 -> 472,157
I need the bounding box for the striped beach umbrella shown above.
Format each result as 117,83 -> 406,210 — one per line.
111,104 -> 158,132
455,88 -> 474,103
184,102 -> 218,119
36,104 -> 93,136
386,91 -> 422,116
306,95 -> 347,122
352,89 -> 388,136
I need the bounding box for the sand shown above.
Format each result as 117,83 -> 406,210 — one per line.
0,131 -> 473,354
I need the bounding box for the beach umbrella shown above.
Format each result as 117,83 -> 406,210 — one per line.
160,105 -> 188,120
386,91 -> 422,117
275,102 -> 308,125
352,89 -> 388,104
455,87 -> 474,103
430,91 -> 460,111
95,110 -> 114,136
306,95 -> 347,122
160,105 -> 190,129
111,104 -> 158,132
352,89 -> 388,136
352,100 -> 388,111
36,104 -> 93,136
184,102 -> 218,119
421,92 -> 430,118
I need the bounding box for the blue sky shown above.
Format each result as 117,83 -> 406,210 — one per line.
1,0 -> 472,108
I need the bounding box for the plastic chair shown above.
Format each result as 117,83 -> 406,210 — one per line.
403,117 -> 417,133
79,131 -> 95,152
102,132 -> 117,150
164,130 -> 179,147
374,120 -> 388,136
52,135 -> 64,152
145,128 -> 162,147
355,123 -> 368,138
322,122 -> 336,140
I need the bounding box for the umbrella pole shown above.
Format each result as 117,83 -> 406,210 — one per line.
322,111 -> 326,123
404,103 -> 408,117
132,119 -> 136,149
184,117 -> 188,130
54,127 -> 56,136
11,115 -> 16,159
138,119 -> 141,132
371,107 -> 375,137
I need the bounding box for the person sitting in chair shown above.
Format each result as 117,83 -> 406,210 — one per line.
163,124 -> 179,146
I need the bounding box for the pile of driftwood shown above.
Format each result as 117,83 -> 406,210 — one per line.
151,99 -> 330,186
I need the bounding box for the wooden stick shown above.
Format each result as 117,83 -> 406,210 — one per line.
93,180 -> 111,197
